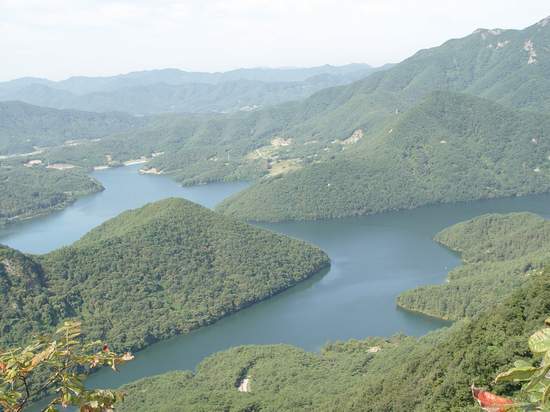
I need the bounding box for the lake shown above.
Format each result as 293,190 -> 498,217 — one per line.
5,165 -> 550,394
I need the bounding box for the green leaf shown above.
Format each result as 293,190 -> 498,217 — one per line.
524,364 -> 550,391
496,365 -> 538,383
514,360 -> 533,368
529,328 -> 550,354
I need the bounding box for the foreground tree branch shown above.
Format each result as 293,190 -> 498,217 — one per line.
0,321 -> 134,412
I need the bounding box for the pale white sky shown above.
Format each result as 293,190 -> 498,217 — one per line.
1,0 -> 549,81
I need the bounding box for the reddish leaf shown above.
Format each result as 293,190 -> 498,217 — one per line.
102,344 -> 109,353
472,386 -> 514,412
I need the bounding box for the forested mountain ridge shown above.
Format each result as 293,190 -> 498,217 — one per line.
0,64 -> 383,115
349,16 -> 550,111
213,17 -> 550,221
0,198 -> 329,351
34,16 -> 550,208
0,101 -> 145,155
397,212 -> 550,320
118,271 -> 550,411
217,91 -> 550,221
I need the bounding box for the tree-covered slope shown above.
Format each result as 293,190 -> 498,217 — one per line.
31,16 -> 550,196
0,164 -> 103,226
119,272 -> 550,411
351,17 -> 550,111
0,101 -> 144,155
0,245 -> 65,347
397,212 -> 550,321
0,198 -> 329,351
217,91 -> 550,221
34,17 -> 550,189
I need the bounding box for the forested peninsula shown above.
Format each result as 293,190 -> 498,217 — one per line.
0,164 -> 103,226
0,198 -> 329,351
397,212 -> 550,321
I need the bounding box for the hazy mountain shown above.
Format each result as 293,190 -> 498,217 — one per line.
0,64 -> 386,114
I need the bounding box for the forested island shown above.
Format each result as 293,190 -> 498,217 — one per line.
0,198 -> 329,352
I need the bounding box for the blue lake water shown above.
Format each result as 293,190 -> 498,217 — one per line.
5,165 -> 550,397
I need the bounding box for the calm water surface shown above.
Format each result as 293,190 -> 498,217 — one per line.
0,165 -> 249,254
6,165 -> 550,394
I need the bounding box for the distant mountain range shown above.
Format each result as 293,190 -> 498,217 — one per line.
3,16 -> 550,225
0,64 -> 389,115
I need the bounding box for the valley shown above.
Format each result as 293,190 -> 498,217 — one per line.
2,11 -> 550,412
6,166 -> 550,412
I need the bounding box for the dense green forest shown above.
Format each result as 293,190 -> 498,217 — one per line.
0,101 -> 144,155
397,212 -> 550,320
118,272 -> 550,411
0,164 -> 103,225
0,198 -> 329,351
217,91 -> 550,221
214,18 -> 550,221
0,65 -> 383,115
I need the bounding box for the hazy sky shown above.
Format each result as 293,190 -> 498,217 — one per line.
1,0 -> 549,81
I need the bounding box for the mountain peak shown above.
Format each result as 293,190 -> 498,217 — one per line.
537,16 -> 550,27
472,28 -> 503,39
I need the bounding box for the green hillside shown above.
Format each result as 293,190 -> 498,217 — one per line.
0,164 -> 103,226
398,212 -> 550,320
0,101 -> 145,155
213,17 -> 550,221
118,271 -> 550,412
37,17 -> 550,210
217,91 -> 550,221
0,198 -> 329,350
